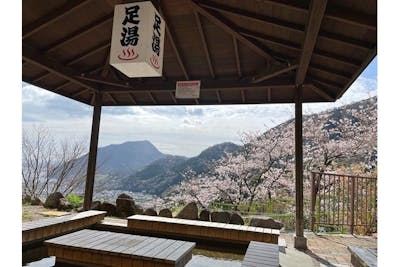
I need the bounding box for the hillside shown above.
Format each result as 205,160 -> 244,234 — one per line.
119,142 -> 240,195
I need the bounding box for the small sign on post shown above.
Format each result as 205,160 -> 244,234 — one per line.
175,81 -> 201,99
110,1 -> 165,78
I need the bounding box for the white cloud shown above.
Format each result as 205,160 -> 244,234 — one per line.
22,72 -> 376,157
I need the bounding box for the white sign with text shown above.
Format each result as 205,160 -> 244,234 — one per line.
175,81 -> 201,99
110,2 -> 165,77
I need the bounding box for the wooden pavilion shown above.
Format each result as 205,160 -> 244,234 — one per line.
22,0 -> 377,249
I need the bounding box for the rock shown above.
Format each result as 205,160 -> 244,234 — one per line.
176,202 -> 198,220
210,211 -> 231,223
249,217 -> 283,229
199,209 -> 210,221
30,197 -> 42,206
22,195 -> 31,204
159,208 -> 172,218
58,198 -> 73,211
134,205 -> 144,215
100,202 -> 117,216
116,193 -> 136,217
229,213 -> 244,225
44,192 -> 64,209
144,208 -> 158,216
90,201 -> 101,210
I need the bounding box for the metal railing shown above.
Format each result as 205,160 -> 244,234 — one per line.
310,171 -> 377,234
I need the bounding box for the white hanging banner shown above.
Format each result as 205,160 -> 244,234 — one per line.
110,1 -> 165,77
175,80 -> 201,99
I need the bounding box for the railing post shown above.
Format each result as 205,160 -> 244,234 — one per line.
350,176 -> 356,235
310,172 -> 316,231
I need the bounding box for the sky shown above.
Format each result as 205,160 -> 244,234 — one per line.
22,57 -> 377,157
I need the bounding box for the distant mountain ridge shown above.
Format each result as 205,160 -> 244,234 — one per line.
118,142 -> 240,195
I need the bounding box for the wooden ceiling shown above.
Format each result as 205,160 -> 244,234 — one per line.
22,0 -> 377,106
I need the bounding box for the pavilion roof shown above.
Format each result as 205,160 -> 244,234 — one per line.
22,0 -> 377,106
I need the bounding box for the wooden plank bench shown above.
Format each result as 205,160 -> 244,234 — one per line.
45,229 -> 196,267
348,246 -> 377,267
127,215 -> 279,245
22,210 -> 106,245
241,241 -> 279,267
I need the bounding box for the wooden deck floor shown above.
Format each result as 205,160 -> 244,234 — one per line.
22,210 -> 106,245
45,229 -> 196,267
241,241 -> 279,267
128,215 -> 279,245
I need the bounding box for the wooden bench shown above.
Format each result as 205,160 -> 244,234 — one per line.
348,246 -> 377,267
45,229 -> 196,267
22,210 -> 106,245
127,215 -> 279,245
241,241 -> 279,267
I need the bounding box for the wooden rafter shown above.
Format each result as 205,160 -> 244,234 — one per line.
23,0 -> 90,39
194,12 -> 215,78
148,92 -> 157,104
54,81 -> 71,92
240,29 -> 360,68
232,37 -> 242,78
45,14 -> 113,53
127,93 -> 137,105
309,84 -> 335,101
170,92 -> 178,104
240,90 -> 246,103
106,92 -> 118,104
67,42 -> 111,66
295,0 -> 327,85
159,2 -> 190,80
216,90 -> 222,103
72,88 -> 90,98
22,44 -> 98,93
78,75 -> 130,88
252,64 -> 298,83
337,46 -> 377,100
198,0 -> 373,50
262,0 -> 376,30
190,0 -> 281,64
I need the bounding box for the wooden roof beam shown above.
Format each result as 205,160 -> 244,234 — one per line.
262,0 -> 376,30
241,90 -> 246,103
45,14 -> 113,53
106,92 -> 118,104
232,37 -> 242,78
159,3 -> 190,80
127,93 -> 137,105
72,88 -> 90,98
252,64 -> 298,83
54,81 -> 71,92
22,44 -> 98,93
240,29 -> 360,68
148,92 -> 157,104
66,42 -> 111,66
170,92 -> 178,104
309,84 -> 335,101
190,0 -> 281,64
295,0 -> 327,85
216,90 -> 222,103
194,12 -> 215,79
199,0 -> 373,50
23,0 -> 90,40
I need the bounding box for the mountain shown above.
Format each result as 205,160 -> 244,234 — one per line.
119,142 -> 241,195
78,140 -> 165,177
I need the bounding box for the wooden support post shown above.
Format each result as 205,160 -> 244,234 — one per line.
310,172 -> 316,231
83,93 -> 102,211
350,176 -> 356,235
294,86 -> 307,249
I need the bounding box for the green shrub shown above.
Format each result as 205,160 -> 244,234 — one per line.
66,194 -> 83,208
